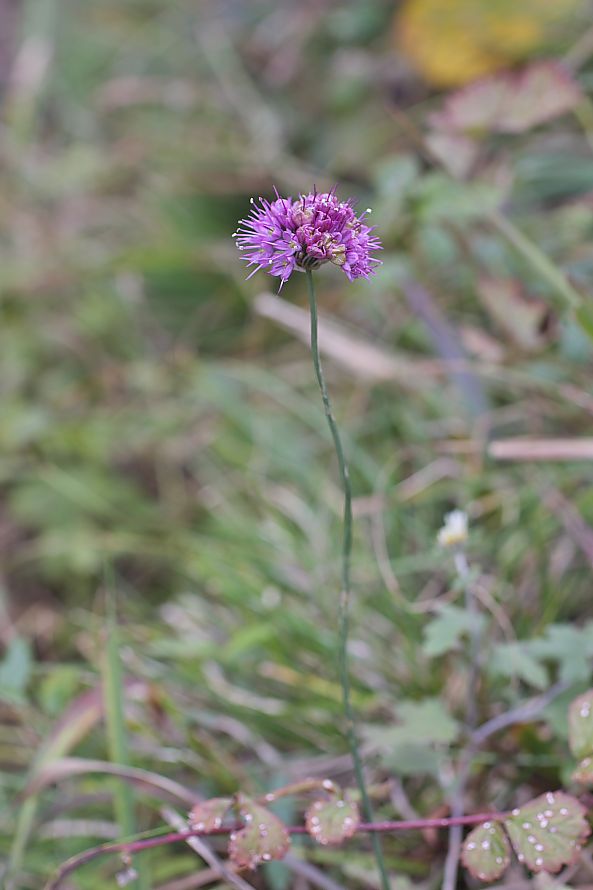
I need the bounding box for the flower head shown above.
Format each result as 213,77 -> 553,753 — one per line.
233,189 -> 381,287
437,509 -> 468,549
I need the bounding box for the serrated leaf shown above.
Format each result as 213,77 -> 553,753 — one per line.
527,625 -> 593,685
366,698 -> 460,749
365,698 -> 459,777
188,797 -> 232,832
461,821 -> 510,882
488,642 -> 548,690
229,794 -> 290,869
305,795 -> 360,845
504,792 -> 590,873
568,690 -> 593,759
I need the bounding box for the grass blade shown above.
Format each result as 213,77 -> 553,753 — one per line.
103,584 -> 151,889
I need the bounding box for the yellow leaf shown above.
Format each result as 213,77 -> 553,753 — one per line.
395,0 -> 582,87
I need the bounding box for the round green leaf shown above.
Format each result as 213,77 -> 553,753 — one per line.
305,795 -> 360,845
229,794 -> 290,869
461,821 -> 511,882
188,797 -> 232,833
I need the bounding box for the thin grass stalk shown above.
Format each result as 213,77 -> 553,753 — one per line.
103,584 -> 151,889
6,798 -> 38,890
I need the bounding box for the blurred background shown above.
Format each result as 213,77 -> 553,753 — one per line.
2,0 -> 593,887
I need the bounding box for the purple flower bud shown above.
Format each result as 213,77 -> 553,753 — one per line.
233,188 -> 382,287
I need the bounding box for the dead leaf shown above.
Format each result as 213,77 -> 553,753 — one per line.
478,277 -> 557,351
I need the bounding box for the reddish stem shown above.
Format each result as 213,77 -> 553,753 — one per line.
44,811 -> 508,890
361,813 -> 508,831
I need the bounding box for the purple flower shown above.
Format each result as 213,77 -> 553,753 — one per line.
233,189 -> 382,287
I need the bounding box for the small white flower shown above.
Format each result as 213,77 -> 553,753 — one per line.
437,509 -> 468,548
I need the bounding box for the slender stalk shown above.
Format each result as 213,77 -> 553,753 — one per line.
305,269 -> 390,890
442,800 -> 464,890
454,550 -> 480,732
443,547 -> 481,890
6,799 -> 38,890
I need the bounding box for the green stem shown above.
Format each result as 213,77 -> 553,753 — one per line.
7,799 -> 38,889
443,548 -> 480,890
305,270 -> 390,890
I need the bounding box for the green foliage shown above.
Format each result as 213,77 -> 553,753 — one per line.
365,698 -> 460,775
305,794 -> 360,846
409,174 -> 503,225
423,604 -> 486,657
490,623 -> 593,691
489,641 -> 550,690
0,638 -> 32,705
528,624 -> 593,684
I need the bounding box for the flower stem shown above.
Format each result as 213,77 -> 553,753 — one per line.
305,270 -> 390,890
443,548 -> 482,890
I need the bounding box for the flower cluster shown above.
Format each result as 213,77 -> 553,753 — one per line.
234,189 -> 381,286
437,509 -> 468,549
